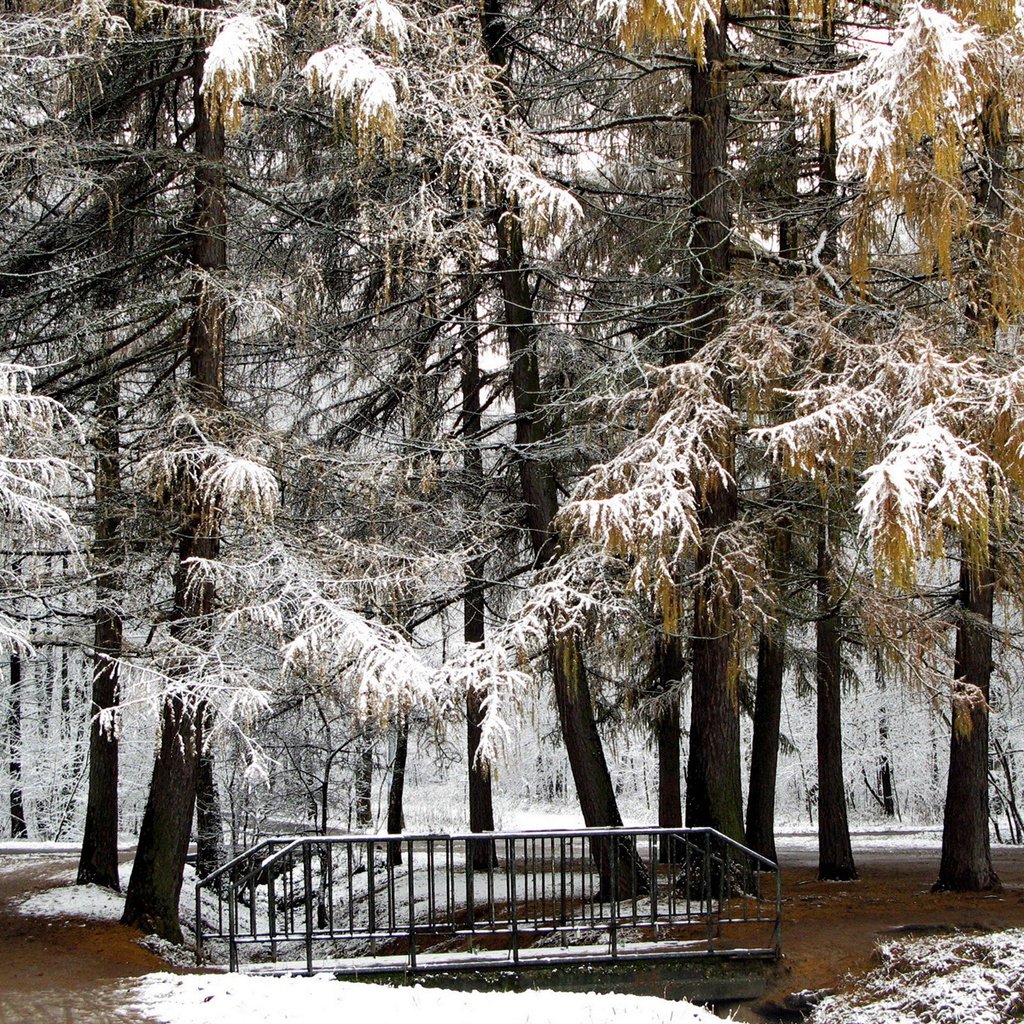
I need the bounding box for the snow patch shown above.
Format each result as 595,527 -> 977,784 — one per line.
18,881 -> 124,922
811,929 -> 1024,1024
127,974 -> 724,1024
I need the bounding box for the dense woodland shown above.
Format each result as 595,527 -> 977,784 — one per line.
2,0 -> 1024,944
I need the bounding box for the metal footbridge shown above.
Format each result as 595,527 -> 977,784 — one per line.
195,826 -> 781,981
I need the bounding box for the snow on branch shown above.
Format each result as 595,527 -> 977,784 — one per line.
141,418 -> 279,527
0,363 -> 78,554
351,0 -> 410,55
443,642 -> 532,769
558,362 -> 736,616
305,43 -> 405,157
857,417 -> 1006,589
594,0 -> 717,64
788,1 -> 984,280
72,0 -> 131,43
282,593 -> 439,721
788,2 -> 980,186
441,110 -> 582,239
752,384 -> 889,478
202,7 -> 281,131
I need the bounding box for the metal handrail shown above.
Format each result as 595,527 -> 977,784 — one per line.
196,825 -> 782,974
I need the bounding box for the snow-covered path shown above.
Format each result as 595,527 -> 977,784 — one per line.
0,850 -> 726,1024
0,853 -> 177,1024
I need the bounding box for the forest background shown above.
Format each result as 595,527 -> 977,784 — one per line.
2,0 -> 1024,942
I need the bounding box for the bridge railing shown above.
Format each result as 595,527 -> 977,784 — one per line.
195,826 -> 781,975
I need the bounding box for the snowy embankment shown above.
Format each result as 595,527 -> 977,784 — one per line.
810,929 -> 1024,1024
126,974 -> 723,1024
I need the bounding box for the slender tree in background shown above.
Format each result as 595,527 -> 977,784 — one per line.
122,15 -> 228,939
77,371 -> 124,889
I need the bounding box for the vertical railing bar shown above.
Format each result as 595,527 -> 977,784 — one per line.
303,843 -> 314,975
724,843 -> 731,925
268,861 -> 278,961
561,835 -> 569,933
248,866 -> 257,940
228,873 -> 238,973
704,832 -> 714,953
388,839 -> 397,933
487,843 -> 496,927
368,840 -> 377,955
195,883 -> 204,965
347,843 -> 354,934
408,837 -> 417,970
327,844 -> 335,938
508,837 -> 519,965
465,837 -> 476,947
684,838 -> 691,922
447,835 -> 454,928
610,837 -> 618,959
649,832 -> 657,931
427,838 -> 436,931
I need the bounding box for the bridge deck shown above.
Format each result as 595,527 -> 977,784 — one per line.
195,826 -> 781,978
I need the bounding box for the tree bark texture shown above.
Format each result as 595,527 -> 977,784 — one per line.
686,472 -> 743,843
654,633 -> 683,859
936,556 -> 998,891
354,733 -> 373,829
195,706 -> 225,882
78,376 -> 123,889
8,650 -> 26,839
680,8 -> 744,844
816,523 -> 856,881
122,34 -> 226,941
745,506 -> 790,863
386,713 -> 409,867
745,628 -> 785,863
935,99 -> 1005,892
462,295 -> 496,870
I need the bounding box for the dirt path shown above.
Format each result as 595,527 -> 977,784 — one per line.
2,837 -> 1023,1022
0,855 -> 184,1024
756,836 -> 1024,1016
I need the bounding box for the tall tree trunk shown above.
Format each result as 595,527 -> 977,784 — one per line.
465,561 -> 497,869
745,502 -> 790,862
678,6 -> 743,844
461,296 -> 496,870
386,713 -> 408,867
935,555 -> 998,890
480,0 -> 645,898
354,732 -> 373,829
654,634 -> 683,859
8,650 -> 26,839
78,373 -> 123,890
496,210 -> 643,895
195,706 -> 224,882
816,518 -> 856,881
934,100 -> 1005,893
745,628 -> 785,862
122,32 -> 226,942
878,707 -> 895,818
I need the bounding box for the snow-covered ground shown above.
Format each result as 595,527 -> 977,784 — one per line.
19,880 -> 124,921
809,929 -> 1024,1024
125,974 -> 725,1024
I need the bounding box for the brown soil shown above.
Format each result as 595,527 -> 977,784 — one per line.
0,854 -> 186,1024
2,838 -> 1024,1022
756,838 -> 1024,1017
